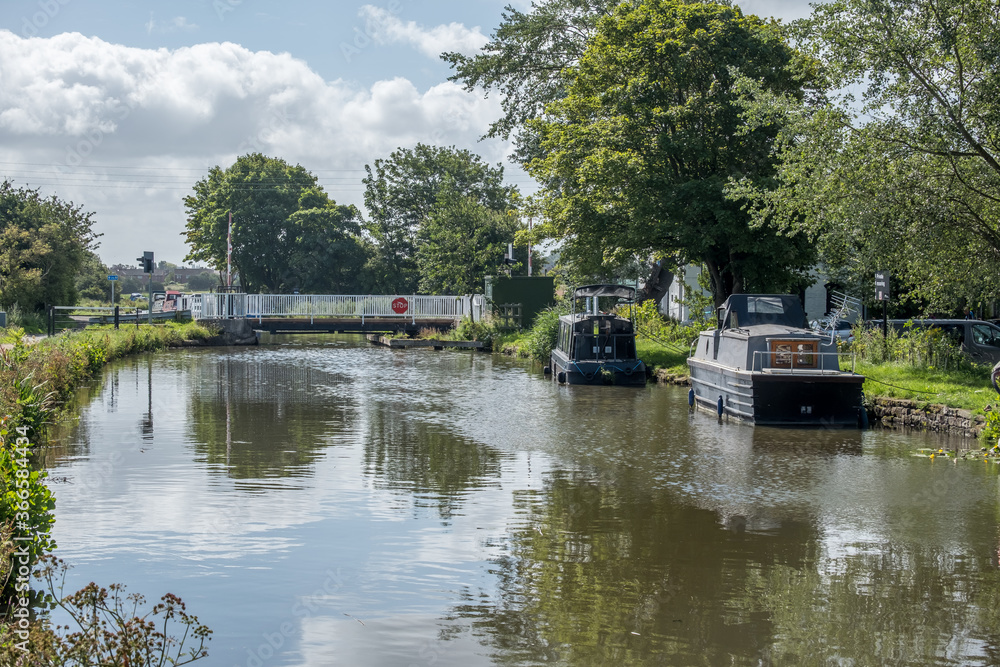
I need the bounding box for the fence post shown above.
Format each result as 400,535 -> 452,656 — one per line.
114,306 -> 120,330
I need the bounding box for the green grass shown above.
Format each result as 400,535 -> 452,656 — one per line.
856,361 -> 994,413
636,338 -> 689,375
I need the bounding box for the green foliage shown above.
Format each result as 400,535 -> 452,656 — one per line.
521,305 -> 567,362
735,0 -> 1000,311
851,323 -> 973,371
416,183 -> 521,295
444,0 -> 617,163
183,154 -> 369,293
526,0 -> 818,304
0,554 -> 211,664
0,323 -> 215,623
0,180 -> 100,312
185,271 -> 217,291
3,304 -> 46,334
630,299 -> 703,350
635,339 -> 690,375
454,317 -> 506,350
363,144 -> 519,294
75,250 -> 111,304
0,426 -> 56,581
982,409 -> 1000,445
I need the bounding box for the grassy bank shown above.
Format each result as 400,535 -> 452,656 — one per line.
0,321 -> 215,660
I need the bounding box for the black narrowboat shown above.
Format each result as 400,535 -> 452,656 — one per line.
549,285 -> 647,386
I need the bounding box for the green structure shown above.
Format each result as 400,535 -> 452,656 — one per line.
484,276 -> 555,329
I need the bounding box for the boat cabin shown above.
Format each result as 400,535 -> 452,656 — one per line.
557,314 -> 638,362
695,294 -> 840,373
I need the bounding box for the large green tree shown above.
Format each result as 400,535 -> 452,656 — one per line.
183,154 -> 369,294
0,181 -> 99,310
731,0 -> 1000,312
362,144 -> 519,293
526,0 -> 817,305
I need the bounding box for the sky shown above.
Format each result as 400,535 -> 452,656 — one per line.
0,0 -> 811,269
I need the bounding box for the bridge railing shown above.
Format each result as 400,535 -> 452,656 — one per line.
191,293 -> 484,323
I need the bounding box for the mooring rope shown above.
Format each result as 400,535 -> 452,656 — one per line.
861,376 -> 945,396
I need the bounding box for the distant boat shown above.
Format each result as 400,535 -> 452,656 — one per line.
549,284 -> 646,386
687,294 -> 866,426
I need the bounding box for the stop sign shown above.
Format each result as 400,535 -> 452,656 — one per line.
391,297 -> 409,314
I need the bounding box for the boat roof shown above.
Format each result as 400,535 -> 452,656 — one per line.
572,284 -> 635,300
719,294 -> 807,329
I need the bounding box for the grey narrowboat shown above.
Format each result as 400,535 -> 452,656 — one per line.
550,285 -> 647,386
687,294 -> 866,426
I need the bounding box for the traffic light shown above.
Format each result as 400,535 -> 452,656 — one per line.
136,251 -> 154,273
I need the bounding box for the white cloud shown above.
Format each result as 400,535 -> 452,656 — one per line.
358,5 -> 489,59
0,30 -> 508,264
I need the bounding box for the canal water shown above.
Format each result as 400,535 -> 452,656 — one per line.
45,336 -> 1000,666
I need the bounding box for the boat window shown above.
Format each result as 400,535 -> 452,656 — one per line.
768,340 -> 818,369
747,297 -> 786,314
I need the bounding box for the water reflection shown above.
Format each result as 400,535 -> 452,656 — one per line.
44,338 -> 1000,666
185,349 -> 359,479
362,400 -> 503,521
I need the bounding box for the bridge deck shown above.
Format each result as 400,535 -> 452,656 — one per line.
248,317 -> 457,335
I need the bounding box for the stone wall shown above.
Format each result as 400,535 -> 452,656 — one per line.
867,397 -> 985,438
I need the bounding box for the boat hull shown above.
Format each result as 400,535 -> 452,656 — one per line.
550,352 -> 647,387
687,358 -> 865,427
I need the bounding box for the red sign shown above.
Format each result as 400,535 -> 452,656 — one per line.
391,297 -> 409,314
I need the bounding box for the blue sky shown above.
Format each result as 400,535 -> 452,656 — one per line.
0,0 -> 809,268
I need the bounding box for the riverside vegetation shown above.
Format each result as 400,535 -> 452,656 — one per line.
0,322 -> 215,663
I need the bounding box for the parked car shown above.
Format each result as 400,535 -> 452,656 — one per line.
809,318 -> 856,343
867,318 -> 1000,364
129,292 -> 144,301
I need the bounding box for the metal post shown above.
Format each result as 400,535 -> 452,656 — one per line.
147,273 -> 153,324
114,306 -> 119,330
882,300 -> 888,361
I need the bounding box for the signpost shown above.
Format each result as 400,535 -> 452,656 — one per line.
107,274 -> 117,305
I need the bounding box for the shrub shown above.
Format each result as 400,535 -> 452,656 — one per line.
851,322 -> 972,370
0,553 -> 211,664
521,305 -> 564,362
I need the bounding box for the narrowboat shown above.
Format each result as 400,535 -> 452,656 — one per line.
549,285 -> 647,386
687,294 -> 866,426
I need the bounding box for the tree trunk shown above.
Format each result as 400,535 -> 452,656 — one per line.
636,260 -> 673,307
705,258 -> 726,308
